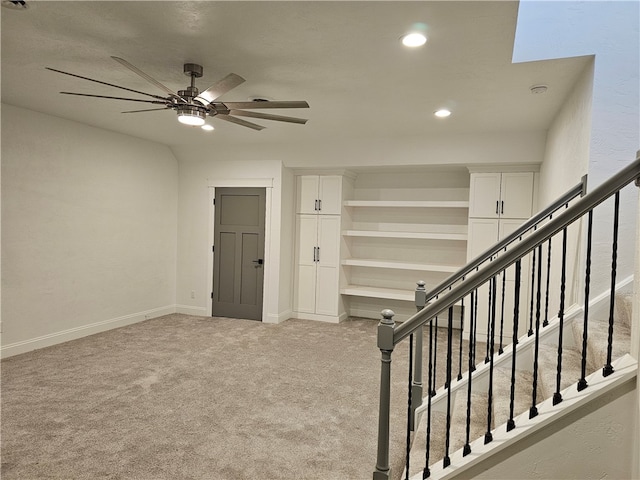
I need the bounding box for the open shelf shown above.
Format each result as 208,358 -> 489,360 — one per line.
340,285 -> 416,302
342,230 -> 468,241
339,169 -> 470,313
344,200 -> 469,208
341,258 -> 461,273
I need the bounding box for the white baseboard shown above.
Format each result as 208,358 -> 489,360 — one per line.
292,311 -> 348,323
0,305 -> 176,359
175,304 -> 210,317
265,309 -> 292,324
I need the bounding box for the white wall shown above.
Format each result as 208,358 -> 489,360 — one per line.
514,0 -> 640,299
1,104 -> 178,357
462,378 -> 636,480
173,149 -> 288,322
173,132 -> 546,325
536,61 -> 594,310
279,167 -> 295,318
513,3 -> 640,476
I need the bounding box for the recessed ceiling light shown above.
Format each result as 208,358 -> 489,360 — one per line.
434,109 -> 452,118
401,33 -> 427,48
201,124 -> 214,131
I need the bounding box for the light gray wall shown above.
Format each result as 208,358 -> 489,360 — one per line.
1,104 -> 179,357
461,379 -> 636,480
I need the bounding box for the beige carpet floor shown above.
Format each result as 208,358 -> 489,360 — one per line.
1,314 -> 468,480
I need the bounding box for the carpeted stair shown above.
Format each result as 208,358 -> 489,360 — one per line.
402,292 -> 633,479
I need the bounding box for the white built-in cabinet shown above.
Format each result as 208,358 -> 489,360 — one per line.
293,175 -> 348,322
295,175 -> 342,215
291,169 -> 537,327
467,171 -> 536,341
468,172 -> 534,219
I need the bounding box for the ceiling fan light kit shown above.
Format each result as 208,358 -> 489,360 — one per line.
47,57 -> 309,132
177,105 -> 206,126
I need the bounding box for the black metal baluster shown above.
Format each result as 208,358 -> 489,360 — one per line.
485,279 -> 492,364
443,308 -> 454,468
499,268 -> 506,354
405,333 -> 413,480
423,319 -> 434,479
604,191 -> 620,377
529,244 -> 543,419
484,276 -> 497,444
432,314 -> 438,395
578,210 -> 594,392
458,294 -> 465,381
553,227 -> 568,406
528,243 -> 537,336
463,290 -> 475,456
507,260 -> 522,431
472,289 -> 478,370
543,233 -> 552,327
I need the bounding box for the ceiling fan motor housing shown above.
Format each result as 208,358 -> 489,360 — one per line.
183,63 -> 203,78
178,87 -> 200,100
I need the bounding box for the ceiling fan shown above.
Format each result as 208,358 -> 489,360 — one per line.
46,57 -> 309,131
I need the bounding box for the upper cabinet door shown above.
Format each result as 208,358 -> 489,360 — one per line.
317,176 -> 342,214
296,176 -> 320,214
469,173 -> 501,218
296,175 -> 343,214
500,172 -> 534,219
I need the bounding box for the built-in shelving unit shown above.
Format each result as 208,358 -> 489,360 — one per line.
339,168 -> 471,321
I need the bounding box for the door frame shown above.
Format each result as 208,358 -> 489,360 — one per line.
207,178 -> 273,322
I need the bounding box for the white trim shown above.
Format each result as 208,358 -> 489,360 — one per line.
467,164 -> 541,173
265,309 -> 293,324
292,311 -> 348,324
586,274 -> 635,308
0,305 -> 176,358
175,305 -> 209,316
207,178 -> 273,188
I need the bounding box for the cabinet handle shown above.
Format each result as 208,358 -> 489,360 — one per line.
318,199 -> 322,211
313,246 -> 317,262
316,247 -> 320,262
496,201 -> 499,215
501,200 -> 504,215
314,199 -> 319,211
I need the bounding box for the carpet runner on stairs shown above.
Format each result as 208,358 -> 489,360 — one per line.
401,292 -> 633,480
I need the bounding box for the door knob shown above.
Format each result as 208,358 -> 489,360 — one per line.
252,259 -> 264,265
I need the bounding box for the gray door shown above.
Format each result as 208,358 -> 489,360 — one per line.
212,187 -> 266,320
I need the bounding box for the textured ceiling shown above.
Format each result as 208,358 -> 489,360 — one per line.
1,1 -> 591,148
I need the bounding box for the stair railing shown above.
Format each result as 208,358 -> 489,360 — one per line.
409,174 -> 587,424
373,154 -> 640,480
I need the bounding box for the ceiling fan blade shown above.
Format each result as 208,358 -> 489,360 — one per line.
221,101 -> 309,109
229,110 -> 307,124
216,114 -> 265,131
195,73 -> 246,104
122,107 -> 172,114
60,92 -> 168,104
46,67 -> 168,101
111,56 -> 187,103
